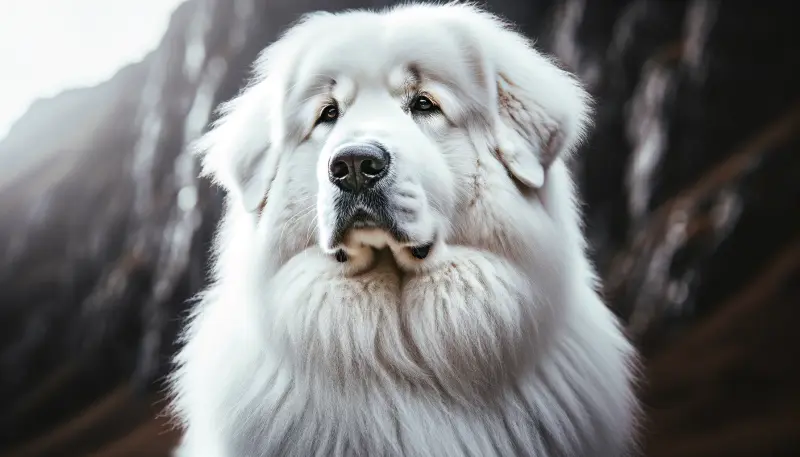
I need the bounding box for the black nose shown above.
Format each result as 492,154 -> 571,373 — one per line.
328,143 -> 390,192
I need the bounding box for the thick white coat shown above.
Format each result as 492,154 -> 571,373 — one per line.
170,3 -> 640,456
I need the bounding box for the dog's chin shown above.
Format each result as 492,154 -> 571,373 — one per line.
321,216 -> 438,272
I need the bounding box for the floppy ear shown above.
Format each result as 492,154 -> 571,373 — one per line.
477,15 -> 593,189
193,80 -> 280,213
493,74 -> 568,189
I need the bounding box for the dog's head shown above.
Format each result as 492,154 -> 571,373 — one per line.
196,3 -> 591,271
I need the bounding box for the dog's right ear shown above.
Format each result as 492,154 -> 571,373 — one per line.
193,82 -> 279,214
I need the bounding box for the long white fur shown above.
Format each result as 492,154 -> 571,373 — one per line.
169,3 -> 640,456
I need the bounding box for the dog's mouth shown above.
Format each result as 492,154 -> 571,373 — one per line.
330,209 -> 434,262
330,205 -> 405,246
324,186 -> 437,266
334,241 -> 433,263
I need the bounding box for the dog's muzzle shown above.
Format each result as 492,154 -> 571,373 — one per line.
325,142 -> 434,261
327,142 -> 402,246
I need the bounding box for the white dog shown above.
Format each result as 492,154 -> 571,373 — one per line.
169,3 -> 640,456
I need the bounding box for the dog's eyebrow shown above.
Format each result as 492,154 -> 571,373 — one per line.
407,64 -> 422,86
404,62 -> 464,97
397,64 -> 421,102
293,75 -> 336,105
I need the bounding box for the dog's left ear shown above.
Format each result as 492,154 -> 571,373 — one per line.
492,74 -> 567,189
479,19 -> 593,189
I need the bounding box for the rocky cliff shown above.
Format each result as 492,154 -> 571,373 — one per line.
1,0 -> 798,455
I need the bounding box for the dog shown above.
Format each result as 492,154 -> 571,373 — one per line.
168,3 -> 640,456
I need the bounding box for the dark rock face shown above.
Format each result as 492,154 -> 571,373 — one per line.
0,0 -> 798,455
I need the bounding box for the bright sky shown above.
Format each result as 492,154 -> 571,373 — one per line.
0,0 -> 187,141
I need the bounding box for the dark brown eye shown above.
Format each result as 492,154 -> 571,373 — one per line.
318,105 -> 339,124
411,95 -> 436,112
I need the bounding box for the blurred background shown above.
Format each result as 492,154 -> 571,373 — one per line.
0,0 -> 798,456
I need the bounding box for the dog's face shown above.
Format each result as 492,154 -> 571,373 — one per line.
196,4 -> 591,273
304,54 -> 464,259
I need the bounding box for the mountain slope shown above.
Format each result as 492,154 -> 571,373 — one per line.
0,0 -> 798,455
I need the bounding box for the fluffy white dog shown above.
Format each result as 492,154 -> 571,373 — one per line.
169,3 -> 640,456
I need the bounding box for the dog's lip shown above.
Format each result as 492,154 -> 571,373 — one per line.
329,209 -> 388,248
325,220 -> 432,256
327,223 -> 436,260
331,240 -> 434,264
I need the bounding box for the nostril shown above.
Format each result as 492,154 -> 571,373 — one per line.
330,160 -> 350,179
360,158 -> 385,177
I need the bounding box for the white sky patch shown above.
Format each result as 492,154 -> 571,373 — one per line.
0,0 -> 188,141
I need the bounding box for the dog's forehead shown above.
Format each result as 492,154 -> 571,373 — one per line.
324,68 -> 406,104
292,13 -> 470,93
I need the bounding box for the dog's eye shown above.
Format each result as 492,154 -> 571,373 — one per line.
317,105 -> 339,125
411,95 -> 436,113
